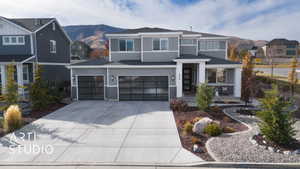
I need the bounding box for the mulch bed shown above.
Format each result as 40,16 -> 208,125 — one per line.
0,103 -> 67,138
236,109 -> 256,116
253,134 -> 300,153
173,106 -> 248,161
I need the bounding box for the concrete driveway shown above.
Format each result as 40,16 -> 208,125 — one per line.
0,101 -> 202,164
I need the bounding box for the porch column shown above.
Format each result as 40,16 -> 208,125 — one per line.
198,62 -> 206,84
176,62 -> 183,97
1,65 -> 6,94
234,68 -> 242,97
16,64 -> 24,97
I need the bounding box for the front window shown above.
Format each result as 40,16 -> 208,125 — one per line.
199,40 -> 226,51
23,64 -> 29,84
119,39 -> 134,51
2,36 -> 25,45
287,44 -> 296,48
153,38 -> 168,51
50,40 -> 57,53
286,50 -> 296,55
206,68 -> 233,84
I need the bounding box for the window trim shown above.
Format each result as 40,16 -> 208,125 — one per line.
2,36 -> 25,45
152,38 -> 169,51
23,64 -> 29,84
52,22 -> 56,31
119,39 -> 134,52
50,40 -> 57,53
198,40 -> 226,51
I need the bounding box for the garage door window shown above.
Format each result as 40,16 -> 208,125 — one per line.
119,76 -> 168,101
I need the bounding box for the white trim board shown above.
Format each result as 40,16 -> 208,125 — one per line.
205,64 -> 241,68
38,62 -> 70,66
68,65 -> 176,69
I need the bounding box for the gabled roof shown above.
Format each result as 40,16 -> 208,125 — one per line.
111,27 -> 175,34
178,54 -> 241,65
177,30 -> 226,38
268,39 -> 299,46
7,18 -> 54,32
0,55 -> 33,62
108,27 -> 227,38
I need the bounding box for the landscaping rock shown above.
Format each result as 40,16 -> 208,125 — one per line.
293,149 -> 300,155
268,147 -> 274,152
283,151 -> 291,155
192,117 -> 213,134
193,144 -> 203,153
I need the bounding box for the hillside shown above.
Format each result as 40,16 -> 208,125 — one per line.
63,24 -> 267,49
63,24 -> 124,48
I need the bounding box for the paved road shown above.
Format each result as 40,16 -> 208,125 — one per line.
0,101 -> 201,164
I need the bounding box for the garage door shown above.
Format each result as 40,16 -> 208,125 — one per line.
78,76 -> 104,100
119,76 -> 168,101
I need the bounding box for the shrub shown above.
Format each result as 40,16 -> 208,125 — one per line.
196,84 -> 214,111
183,121 -> 193,134
191,136 -> 201,144
170,99 -> 188,112
29,65 -> 51,110
256,85 -> 296,145
2,64 -> 19,111
4,105 -> 22,133
192,117 -> 202,124
204,123 -> 222,136
223,126 -> 236,133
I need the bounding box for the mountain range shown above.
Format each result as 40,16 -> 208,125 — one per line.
63,24 -> 268,50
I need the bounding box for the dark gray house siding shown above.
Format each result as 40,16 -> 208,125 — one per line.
41,65 -> 70,82
199,51 -> 226,59
0,35 -> 32,55
36,21 -> 70,63
180,46 -> 197,55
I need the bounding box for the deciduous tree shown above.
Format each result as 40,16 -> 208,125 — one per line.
241,52 -> 254,105
288,57 -> 298,96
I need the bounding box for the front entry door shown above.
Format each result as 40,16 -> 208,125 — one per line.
183,68 -> 192,92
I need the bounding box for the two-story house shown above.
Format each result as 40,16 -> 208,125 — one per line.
0,17 -> 71,97
68,28 -> 241,101
262,38 -> 299,64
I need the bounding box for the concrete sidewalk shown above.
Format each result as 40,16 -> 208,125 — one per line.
0,101 -> 202,164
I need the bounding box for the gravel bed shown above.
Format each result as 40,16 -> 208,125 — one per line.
206,107 -> 300,163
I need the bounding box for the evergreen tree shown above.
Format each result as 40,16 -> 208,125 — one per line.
29,65 -> 50,110
196,84 -> 214,111
257,85 -> 296,145
3,64 -> 19,110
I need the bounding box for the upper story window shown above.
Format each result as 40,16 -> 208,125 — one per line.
2,36 -> 25,45
181,39 -> 195,45
119,39 -> 134,51
199,40 -> 226,51
153,38 -> 168,51
50,40 -> 57,53
287,44 -> 296,48
286,50 -> 296,55
52,22 -> 56,31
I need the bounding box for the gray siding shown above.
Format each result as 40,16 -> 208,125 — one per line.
143,52 -> 178,62
199,51 -> 226,59
180,46 -> 197,55
40,65 -> 70,82
170,87 -> 176,100
111,52 -> 140,61
36,21 -> 70,63
106,87 -> 118,100
0,35 -> 32,55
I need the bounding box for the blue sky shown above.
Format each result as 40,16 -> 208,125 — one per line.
1,0 -> 300,41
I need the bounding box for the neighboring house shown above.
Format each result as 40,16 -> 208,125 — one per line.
71,41 -> 91,60
0,16 -> 71,97
262,39 -> 299,64
248,46 -> 266,64
68,28 -> 241,101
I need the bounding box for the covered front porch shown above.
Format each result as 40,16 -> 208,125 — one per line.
0,55 -> 36,99
174,55 -> 242,103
